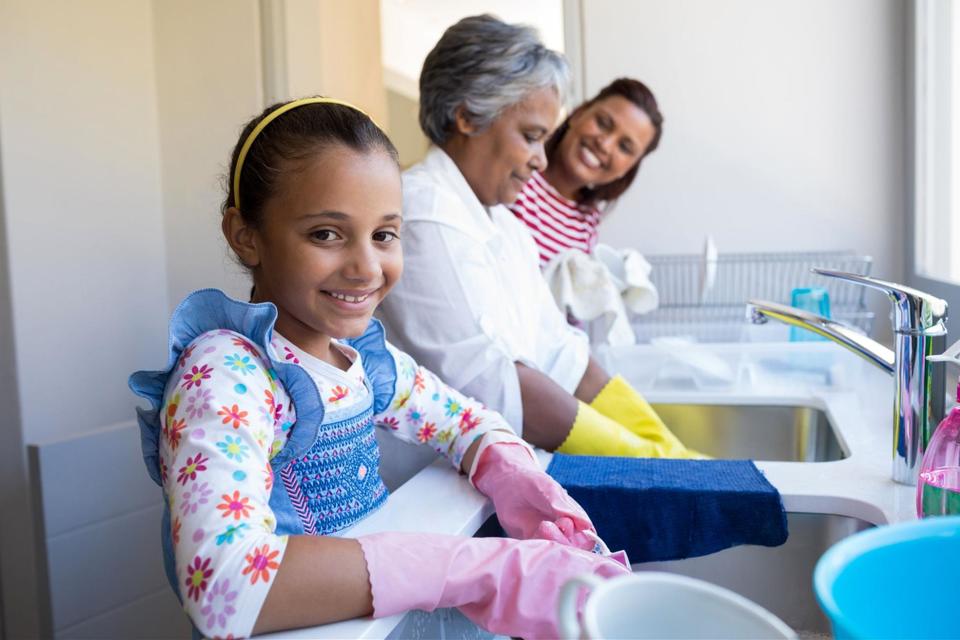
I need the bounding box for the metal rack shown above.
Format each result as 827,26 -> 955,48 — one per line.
632,250 -> 875,343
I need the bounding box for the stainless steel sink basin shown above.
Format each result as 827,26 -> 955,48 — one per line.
639,513 -> 875,636
652,403 -> 847,462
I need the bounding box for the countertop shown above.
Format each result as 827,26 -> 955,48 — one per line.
264,340 -> 919,639
599,339 -> 920,526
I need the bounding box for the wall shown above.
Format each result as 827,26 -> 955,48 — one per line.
581,0 -> 907,337
386,88 -> 429,168
0,101 -> 27,640
28,424 -> 190,638
0,1 -> 170,636
313,0 -> 389,126
0,0 -> 169,440
153,0 -> 263,307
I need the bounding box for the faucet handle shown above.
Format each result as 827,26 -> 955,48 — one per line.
812,268 -> 948,334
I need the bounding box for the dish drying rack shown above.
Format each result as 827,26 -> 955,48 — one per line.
633,250 -> 875,343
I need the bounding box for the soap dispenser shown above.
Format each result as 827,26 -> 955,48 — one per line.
918,342 -> 960,517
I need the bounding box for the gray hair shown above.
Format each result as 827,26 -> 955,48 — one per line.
419,14 -> 569,145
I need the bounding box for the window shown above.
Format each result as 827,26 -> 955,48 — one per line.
379,0 -> 565,100
377,0 -> 568,167
915,0 -> 960,284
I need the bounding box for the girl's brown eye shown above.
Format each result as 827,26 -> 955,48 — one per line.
374,231 -> 400,243
311,230 -> 338,242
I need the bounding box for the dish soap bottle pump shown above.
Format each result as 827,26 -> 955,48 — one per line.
918,342 -> 960,517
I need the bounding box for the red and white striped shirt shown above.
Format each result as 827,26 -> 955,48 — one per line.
509,171 -> 602,268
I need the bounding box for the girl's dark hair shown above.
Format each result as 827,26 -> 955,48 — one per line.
545,78 -> 663,208
223,98 -> 399,227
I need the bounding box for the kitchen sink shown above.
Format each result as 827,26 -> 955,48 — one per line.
638,513 -> 875,636
652,403 -> 847,462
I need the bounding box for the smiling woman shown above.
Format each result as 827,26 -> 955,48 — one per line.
509,78 -> 664,268
378,16 -> 697,460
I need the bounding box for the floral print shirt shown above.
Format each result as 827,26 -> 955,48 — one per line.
161,328 -> 506,638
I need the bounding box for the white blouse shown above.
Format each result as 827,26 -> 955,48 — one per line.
378,146 -> 590,432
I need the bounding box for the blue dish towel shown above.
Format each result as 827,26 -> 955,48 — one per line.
546,456 -> 788,563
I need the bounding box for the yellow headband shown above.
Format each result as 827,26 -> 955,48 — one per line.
232,97 -> 372,210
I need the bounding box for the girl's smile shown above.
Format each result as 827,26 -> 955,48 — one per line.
225,145 -> 403,367
324,289 -> 377,304
321,287 -> 381,313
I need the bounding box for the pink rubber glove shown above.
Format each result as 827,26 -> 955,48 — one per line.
471,434 -> 597,551
358,532 -> 629,639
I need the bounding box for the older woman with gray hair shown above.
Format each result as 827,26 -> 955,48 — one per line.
379,14 -> 697,459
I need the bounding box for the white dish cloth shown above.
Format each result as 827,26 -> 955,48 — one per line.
542,245 -> 659,346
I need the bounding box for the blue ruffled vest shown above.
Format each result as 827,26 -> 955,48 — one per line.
128,289 -> 397,600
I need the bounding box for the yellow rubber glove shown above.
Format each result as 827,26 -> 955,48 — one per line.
590,375 -> 704,459
556,401 -> 669,457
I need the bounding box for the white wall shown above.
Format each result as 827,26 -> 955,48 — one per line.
153,0 -> 262,307
311,0 -> 389,125
581,0 -> 907,335
0,1 -> 170,636
0,111 -> 29,640
0,0 -> 167,637
387,87 -> 429,168
0,0 -> 170,441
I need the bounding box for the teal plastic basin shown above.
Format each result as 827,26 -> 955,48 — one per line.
814,515 -> 960,639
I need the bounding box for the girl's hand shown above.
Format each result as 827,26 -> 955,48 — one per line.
359,531 -> 629,640
469,433 -> 597,552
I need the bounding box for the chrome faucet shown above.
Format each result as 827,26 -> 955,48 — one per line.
748,269 -> 948,485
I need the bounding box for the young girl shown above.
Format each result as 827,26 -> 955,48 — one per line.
129,97 -> 627,639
